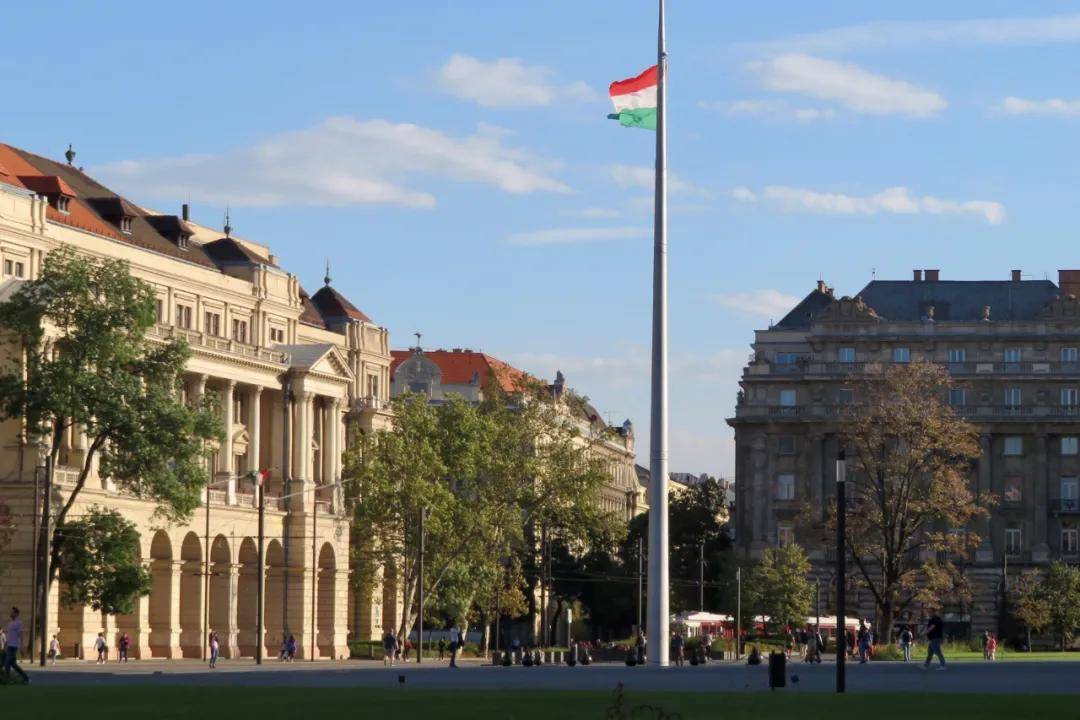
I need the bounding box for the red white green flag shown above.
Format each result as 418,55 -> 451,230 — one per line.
608,65 -> 658,130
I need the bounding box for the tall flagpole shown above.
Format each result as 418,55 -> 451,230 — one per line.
647,0 -> 669,667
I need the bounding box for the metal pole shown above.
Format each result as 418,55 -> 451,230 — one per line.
735,567 -> 741,660
699,543 -> 705,612
203,478 -> 211,662
646,0 -> 670,667
30,460 -> 39,663
37,455 -> 52,667
539,530 -> 547,648
637,537 -> 644,633
281,371 -> 291,637
256,473 -> 265,664
418,507 -> 425,663
310,495 -> 317,661
836,451 -> 847,694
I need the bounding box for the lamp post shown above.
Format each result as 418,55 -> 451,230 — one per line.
417,506 -> 426,664
836,450 -> 847,694
735,566 -> 742,660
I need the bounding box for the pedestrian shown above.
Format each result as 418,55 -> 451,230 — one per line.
279,635 -> 288,661
449,624 -> 461,668
119,631 -> 130,662
383,629 -> 397,667
209,632 -> 220,669
286,634 -> 297,662
922,611 -> 946,670
856,620 -> 870,663
982,629 -> 990,660
437,637 -> 446,661
899,625 -> 913,662
672,631 -> 685,667
3,607 -> 28,684
48,634 -> 61,665
94,632 -> 108,664
987,632 -> 997,661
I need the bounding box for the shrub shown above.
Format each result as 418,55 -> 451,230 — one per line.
869,643 -> 904,661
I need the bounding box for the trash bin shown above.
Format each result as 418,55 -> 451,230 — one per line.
768,652 -> 786,689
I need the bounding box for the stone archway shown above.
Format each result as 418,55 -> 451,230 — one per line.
56,580 -> 85,658
317,543 -> 336,657
209,535 -> 232,656
236,537 -> 258,657
264,539 -> 285,658
148,531 -> 175,658
179,532 -> 203,658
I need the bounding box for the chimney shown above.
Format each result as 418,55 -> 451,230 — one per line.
913,270 -> 923,282
181,203 -> 190,222
925,269 -> 940,282
1011,269 -> 1022,282
1059,270 -> 1080,298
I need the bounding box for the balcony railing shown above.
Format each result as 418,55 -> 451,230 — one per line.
734,405 -> 803,419
748,359 -> 1080,378
148,323 -> 287,364
1056,498 -> 1080,514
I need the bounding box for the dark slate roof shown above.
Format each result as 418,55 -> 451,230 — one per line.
311,284 -> 372,324
855,280 -> 1059,322
774,288 -> 834,329
298,287 -> 330,329
635,464 -> 650,487
201,237 -> 275,267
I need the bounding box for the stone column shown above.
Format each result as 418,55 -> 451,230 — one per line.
1034,432 -> 1049,562
224,562 -> 240,658
248,386 -> 263,476
221,380 -> 236,502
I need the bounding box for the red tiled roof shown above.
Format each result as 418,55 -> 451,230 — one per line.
391,349 -> 535,393
19,174 -> 77,197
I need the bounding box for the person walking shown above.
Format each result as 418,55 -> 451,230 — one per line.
383,629 -> 397,667
856,620 -> 870,664
987,632 -> 997,661
449,624 -> 461,668
3,607 -> 28,684
94,632 -> 108,664
922,611 -> 946,670
286,634 -> 297,662
278,635 -> 288,662
899,625 -> 913,662
208,632 -> 220,669
48,634 -> 61,665
671,631 -> 685,667
118,631 -> 130,663
437,637 -> 446,661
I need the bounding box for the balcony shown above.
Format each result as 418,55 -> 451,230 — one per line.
1055,498 -> 1080,515
355,396 -> 386,411
148,323 -> 287,364
733,405 -> 803,419
747,359 -> 1080,379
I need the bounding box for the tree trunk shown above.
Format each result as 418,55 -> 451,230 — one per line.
480,614 -> 490,655
878,603 -> 896,646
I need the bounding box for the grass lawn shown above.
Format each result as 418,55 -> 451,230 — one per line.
3,687 -> 1078,719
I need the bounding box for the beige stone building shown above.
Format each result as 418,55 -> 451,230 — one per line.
728,268 -> 1080,632
0,142 -> 394,660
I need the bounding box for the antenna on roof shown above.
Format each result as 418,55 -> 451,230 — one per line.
223,206 -> 232,238
324,259 -> 332,286
872,267 -> 876,279
64,144 -> 75,166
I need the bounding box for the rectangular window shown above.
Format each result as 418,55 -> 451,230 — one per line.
838,347 -> 856,363
155,298 -> 164,323
779,390 -> 797,407
1005,528 -> 1023,557
948,389 -> 966,407
777,525 -> 795,548
775,352 -> 800,365
1063,437 -> 1079,456
1004,347 -> 1022,363
1004,476 -> 1023,503
367,374 -> 380,400
232,319 -> 248,343
1005,388 -> 1022,407
269,327 -> 285,343
776,474 -> 795,501
1064,389 -> 1079,407
1064,347 -> 1079,363
2,260 -> 11,275
1061,477 -> 1079,511
204,312 -> 221,337
892,347 -> 910,363
777,436 -> 796,455
1004,436 -> 1023,456
837,388 -> 854,405
175,304 -> 192,329
948,348 -> 967,363
1064,528 -> 1079,556
13,262 -> 24,278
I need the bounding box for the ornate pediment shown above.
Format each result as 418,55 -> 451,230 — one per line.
817,295 -> 882,323
309,347 -> 352,379
1040,293 -> 1080,320
232,426 -> 250,455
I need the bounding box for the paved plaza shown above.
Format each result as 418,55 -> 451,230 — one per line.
18,658 -> 1080,694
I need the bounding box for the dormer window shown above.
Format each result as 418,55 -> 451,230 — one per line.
56,196 -> 71,214
177,233 -> 190,250
120,216 -> 133,234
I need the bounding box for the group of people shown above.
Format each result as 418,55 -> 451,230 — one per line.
382,625 -> 464,667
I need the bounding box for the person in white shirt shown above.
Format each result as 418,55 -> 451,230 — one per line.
48,635 -> 61,664
94,632 -> 108,664
449,625 -> 461,668
4,607 -> 28,683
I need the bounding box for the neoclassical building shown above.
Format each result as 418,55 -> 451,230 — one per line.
0,142 -> 394,660
728,268 -> 1080,631
390,347 -> 647,520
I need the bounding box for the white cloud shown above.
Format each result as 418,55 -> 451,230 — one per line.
578,207 -> 621,219
608,164 -> 701,195
437,54 -> 597,108
748,14 -> 1080,55
999,96 -> 1080,117
730,186 -> 757,202
701,98 -> 836,122
714,289 -> 801,320
504,226 -> 649,246
759,185 -> 1005,225
93,117 -> 569,210
748,54 -> 946,118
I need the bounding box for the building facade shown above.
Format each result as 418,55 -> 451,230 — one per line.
0,142 -> 395,660
728,268 -> 1080,630
390,347 -> 647,520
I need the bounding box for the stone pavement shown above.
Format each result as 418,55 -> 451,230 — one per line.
18,657 -> 1080,694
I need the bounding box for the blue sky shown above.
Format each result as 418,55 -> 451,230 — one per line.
9,1 -> 1080,476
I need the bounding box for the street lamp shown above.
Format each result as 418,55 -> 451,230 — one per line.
835,449 -> 846,694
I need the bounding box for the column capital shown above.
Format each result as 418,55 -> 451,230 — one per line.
224,379 -> 237,391
250,384 -> 264,397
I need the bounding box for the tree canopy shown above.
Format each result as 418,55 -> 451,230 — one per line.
749,544 -> 813,635
55,506 -> 151,615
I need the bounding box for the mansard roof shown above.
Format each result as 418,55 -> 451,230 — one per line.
854,279 -> 1060,322
312,284 -> 372,324
774,288 -> 834,329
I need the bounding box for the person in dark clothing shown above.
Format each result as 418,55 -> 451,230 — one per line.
923,612 -> 946,670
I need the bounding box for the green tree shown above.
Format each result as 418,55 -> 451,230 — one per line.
55,507 -> 151,615
1042,562 -> 1080,651
834,362 -> 989,638
749,545 -> 813,636
0,247 -> 221,602
1009,569 -> 1051,651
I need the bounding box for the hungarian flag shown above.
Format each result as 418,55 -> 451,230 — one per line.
608,65 -> 658,130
